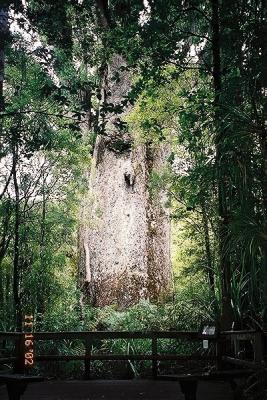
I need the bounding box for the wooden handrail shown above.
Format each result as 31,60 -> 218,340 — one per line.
1,329 -> 264,338
0,329 -> 265,379
0,357 -> 16,363
222,356 -> 264,370
221,330 -> 258,335
0,332 -> 22,340
35,354 -> 215,362
32,331 -> 200,340
0,330 -> 208,377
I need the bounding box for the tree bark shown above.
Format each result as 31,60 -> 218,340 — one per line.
78,3 -> 171,307
11,138 -> 22,331
257,0 -> 267,328
0,200 -> 12,266
79,54 -> 171,307
37,173 -> 46,316
0,2 -> 9,111
201,198 -> 215,295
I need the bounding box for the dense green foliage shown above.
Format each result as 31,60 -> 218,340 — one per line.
0,27 -> 91,330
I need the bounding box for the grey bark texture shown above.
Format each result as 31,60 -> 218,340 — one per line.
79,55 -> 171,307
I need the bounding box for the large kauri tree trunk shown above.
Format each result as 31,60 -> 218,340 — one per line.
79,55 -> 171,307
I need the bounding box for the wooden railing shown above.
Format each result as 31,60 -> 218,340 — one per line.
220,330 -> 265,370
0,330 -> 265,378
0,330 -> 217,378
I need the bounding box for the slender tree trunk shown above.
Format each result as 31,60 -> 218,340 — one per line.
0,5 -> 11,322
77,74 -> 94,320
257,0 -> 267,328
38,174 -> 46,315
211,0 -> 233,329
260,131 -> 267,222
11,139 -> 22,331
201,198 -> 215,295
259,0 -> 267,235
260,124 -> 267,329
0,2 -> 9,111
0,261 -> 3,316
0,201 -> 11,266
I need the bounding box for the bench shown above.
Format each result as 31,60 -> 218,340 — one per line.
159,369 -> 254,400
0,374 -> 44,400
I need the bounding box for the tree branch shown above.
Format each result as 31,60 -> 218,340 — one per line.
178,29 -> 211,43
183,6 -> 212,23
0,110 -> 81,121
0,167 -> 12,200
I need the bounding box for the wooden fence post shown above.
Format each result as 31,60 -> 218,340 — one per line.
254,332 -> 263,364
84,339 -> 92,380
152,337 -> 158,379
216,336 -> 224,370
13,333 -> 25,374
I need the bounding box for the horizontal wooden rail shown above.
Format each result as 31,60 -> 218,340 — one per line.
1,329 -> 263,340
32,331 -> 200,340
35,354 -> 214,362
0,357 -> 16,363
222,356 -> 264,370
221,330 -> 257,336
0,332 -> 21,340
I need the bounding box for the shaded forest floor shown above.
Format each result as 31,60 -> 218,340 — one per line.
0,380 -> 233,399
